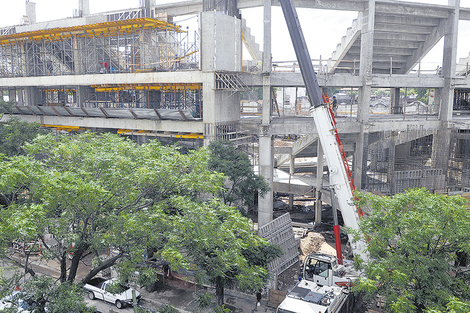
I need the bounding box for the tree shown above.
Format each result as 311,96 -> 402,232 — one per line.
208,140 -> 269,215
0,132 -> 225,283
22,276 -> 94,313
0,118 -> 44,157
0,274 -> 93,313
0,100 -> 44,157
0,132 -> 279,309
165,196 -> 280,307
353,188 -> 470,313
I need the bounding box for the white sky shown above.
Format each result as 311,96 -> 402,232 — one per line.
1,0 -> 470,70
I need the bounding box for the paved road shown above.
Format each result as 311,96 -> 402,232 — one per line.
84,297 -> 137,312
0,259 -> 154,313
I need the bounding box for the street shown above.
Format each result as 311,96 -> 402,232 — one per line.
0,259 -> 153,313
84,297 -> 146,313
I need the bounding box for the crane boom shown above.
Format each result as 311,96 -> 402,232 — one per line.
279,0 -> 367,261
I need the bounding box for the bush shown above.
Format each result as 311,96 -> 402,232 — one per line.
197,292 -> 213,308
158,304 -> 179,313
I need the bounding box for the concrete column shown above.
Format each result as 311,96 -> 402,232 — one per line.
76,86 -> 87,107
439,0 -> 460,122
258,134 -> 273,227
8,89 -> 16,103
289,157 -> 295,210
262,0 -> 272,74
78,0 -> 90,17
315,142 -> 324,227
17,89 -> 24,106
354,0 -> 375,190
354,133 -> 369,190
387,138 -> 396,195
25,1 -> 36,25
358,0 -> 375,124
261,0 -> 272,125
24,87 -> 41,106
258,0 -> 273,228
431,128 -> 452,172
390,88 -> 402,114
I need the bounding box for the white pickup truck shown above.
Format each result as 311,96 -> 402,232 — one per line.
84,277 -> 141,309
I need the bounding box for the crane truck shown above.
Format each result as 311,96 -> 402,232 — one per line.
274,0 -> 368,312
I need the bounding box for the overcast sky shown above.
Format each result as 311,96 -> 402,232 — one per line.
1,0 -> 470,70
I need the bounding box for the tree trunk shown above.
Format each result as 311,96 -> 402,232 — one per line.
23,251 -> 35,277
215,276 -> 224,307
81,252 -> 123,284
59,252 -> 67,283
67,243 -> 89,282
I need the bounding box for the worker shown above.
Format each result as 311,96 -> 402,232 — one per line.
331,96 -> 338,116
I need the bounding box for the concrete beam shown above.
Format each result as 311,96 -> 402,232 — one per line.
0,72 -> 205,87
370,75 -> 444,88
153,1 -> 202,16
240,72 -> 365,88
276,133 -> 319,166
374,23 -> 435,35
374,32 -> 427,42
375,2 -> 451,19
240,72 -> 444,88
348,46 -> 414,56
368,55 -> 408,63
375,15 -> 440,27
1,114 -> 204,133
460,8 -> 470,20
367,119 -> 442,133
373,40 -> 421,49
237,0 -> 366,11
372,62 -> 405,70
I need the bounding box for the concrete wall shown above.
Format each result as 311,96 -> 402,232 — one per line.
200,11 -> 242,72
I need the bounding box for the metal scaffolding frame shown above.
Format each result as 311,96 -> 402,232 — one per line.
448,131 -> 470,192
0,18 -> 198,77
83,84 -> 203,117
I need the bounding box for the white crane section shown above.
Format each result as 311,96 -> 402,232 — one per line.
311,106 -> 368,261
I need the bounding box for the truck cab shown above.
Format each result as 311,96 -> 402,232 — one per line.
303,253 -> 360,287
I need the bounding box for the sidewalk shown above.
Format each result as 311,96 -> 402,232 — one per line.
6,253 -> 277,313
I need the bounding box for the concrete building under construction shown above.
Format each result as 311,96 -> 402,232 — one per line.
1,0 -> 470,233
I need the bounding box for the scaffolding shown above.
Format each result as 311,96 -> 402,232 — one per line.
87,83 -> 203,117
364,127 -> 448,195
448,130 -> 470,192
0,17 -> 198,77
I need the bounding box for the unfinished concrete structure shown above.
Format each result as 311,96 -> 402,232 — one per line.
1,0 -> 470,229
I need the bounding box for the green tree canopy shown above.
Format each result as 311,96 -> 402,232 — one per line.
0,99 -> 44,157
0,132 -> 278,309
353,188 -> 470,313
23,276 -> 93,313
208,140 -> 269,215
0,132 -> 225,283
165,196 -> 281,306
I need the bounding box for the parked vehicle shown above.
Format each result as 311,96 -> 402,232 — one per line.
84,277 -> 141,309
276,279 -> 354,313
302,253 -> 360,288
